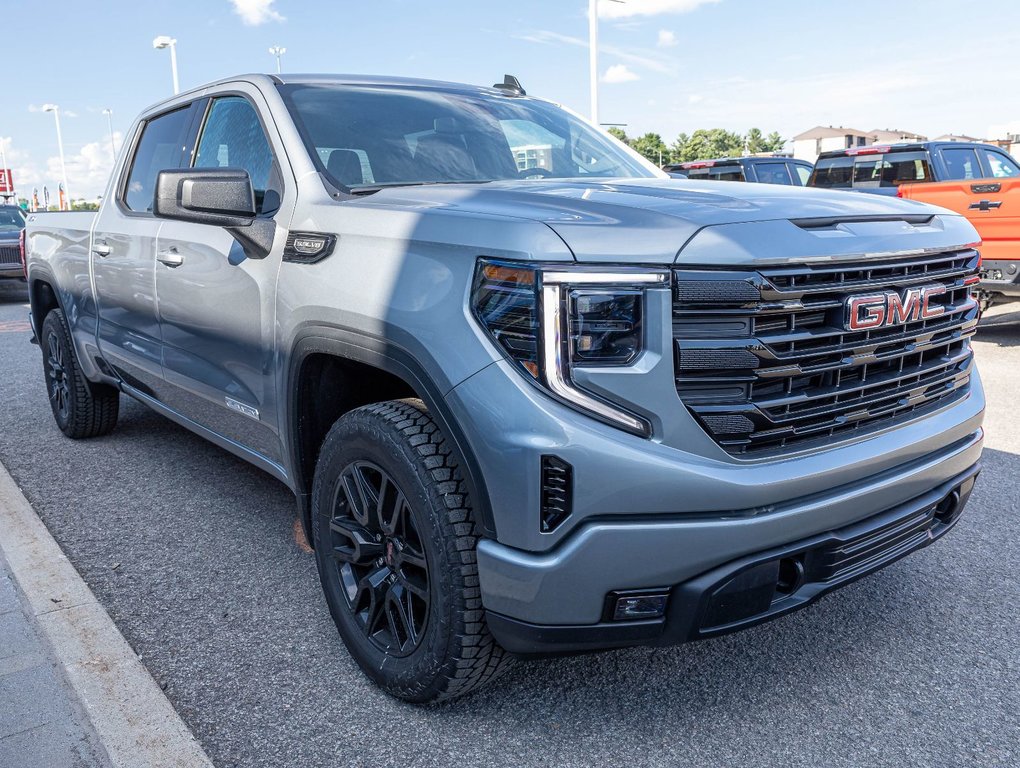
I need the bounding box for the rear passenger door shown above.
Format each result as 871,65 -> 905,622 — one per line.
93,103 -> 198,397
154,87 -> 293,466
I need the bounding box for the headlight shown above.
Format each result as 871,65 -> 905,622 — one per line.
472,258 -> 669,436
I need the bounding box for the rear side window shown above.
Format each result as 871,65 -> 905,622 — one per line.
123,107 -> 191,212
685,165 -> 745,181
852,152 -> 932,188
979,148 -> 1020,178
792,164 -> 811,185
941,148 -> 982,180
810,156 -> 853,188
194,97 -> 276,212
754,162 -> 792,185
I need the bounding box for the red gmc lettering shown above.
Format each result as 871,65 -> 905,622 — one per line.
920,284 -> 947,320
886,290 -> 921,325
848,294 -> 887,330
846,285 -> 946,331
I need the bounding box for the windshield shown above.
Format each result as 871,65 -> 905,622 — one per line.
0,207 -> 25,233
278,83 -> 656,192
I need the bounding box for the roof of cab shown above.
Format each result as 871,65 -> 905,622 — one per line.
138,73 -> 525,118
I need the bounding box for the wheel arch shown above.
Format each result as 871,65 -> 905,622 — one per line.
286,327 -> 496,548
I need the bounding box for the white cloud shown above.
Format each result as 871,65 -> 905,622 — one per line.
688,93 -> 703,104
599,0 -> 720,19
603,64 -> 640,84
518,29 -> 676,74
2,132 -> 123,202
229,0 -> 285,26
657,30 -> 677,47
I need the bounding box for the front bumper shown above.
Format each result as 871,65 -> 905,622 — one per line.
487,464 -> 979,654
979,258 -> 1020,297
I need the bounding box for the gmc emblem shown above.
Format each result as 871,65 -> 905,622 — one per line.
844,284 -> 946,331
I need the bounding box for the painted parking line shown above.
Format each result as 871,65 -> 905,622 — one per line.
0,321 -> 31,333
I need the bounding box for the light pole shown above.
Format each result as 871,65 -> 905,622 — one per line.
41,104 -> 70,210
588,0 -> 599,125
588,0 -> 625,126
102,108 -> 117,160
269,45 -> 286,74
0,139 -> 12,203
153,36 -> 179,95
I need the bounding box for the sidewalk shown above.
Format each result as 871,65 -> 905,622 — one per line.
0,463 -> 214,768
0,551 -> 111,767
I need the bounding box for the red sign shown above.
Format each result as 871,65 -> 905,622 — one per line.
0,169 -> 13,194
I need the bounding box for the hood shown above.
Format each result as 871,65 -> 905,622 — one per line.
361,178 -> 948,263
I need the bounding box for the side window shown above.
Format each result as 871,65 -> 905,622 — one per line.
194,97 -> 277,212
979,149 -> 1020,178
793,164 -> 812,185
122,107 -> 191,212
755,162 -> 792,185
941,148 -> 982,180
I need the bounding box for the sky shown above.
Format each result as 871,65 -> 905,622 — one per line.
3,0 -> 1020,200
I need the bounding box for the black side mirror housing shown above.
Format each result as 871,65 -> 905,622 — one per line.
153,168 -> 276,259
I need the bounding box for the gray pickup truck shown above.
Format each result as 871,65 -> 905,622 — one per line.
24,73 -> 985,702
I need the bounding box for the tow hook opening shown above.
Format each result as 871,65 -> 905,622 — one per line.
775,556 -> 806,596
934,489 -> 963,526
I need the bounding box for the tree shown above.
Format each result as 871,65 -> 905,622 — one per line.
630,132 -> 669,166
744,127 -> 764,154
762,131 -> 785,153
671,128 -> 744,162
607,127 -> 630,144
668,133 -> 689,164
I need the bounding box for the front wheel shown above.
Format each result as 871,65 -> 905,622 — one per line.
40,309 -> 119,438
312,399 -> 510,702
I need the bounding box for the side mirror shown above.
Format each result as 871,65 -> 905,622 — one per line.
153,168 -> 275,259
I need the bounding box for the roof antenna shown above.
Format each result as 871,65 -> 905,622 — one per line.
493,74 -> 526,96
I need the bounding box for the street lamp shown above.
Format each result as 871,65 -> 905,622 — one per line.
41,104 -> 70,210
153,36 -> 180,95
269,45 -> 286,74
588,0 -> 625,126
101,108 -> 117,160
0,139 -> 13,204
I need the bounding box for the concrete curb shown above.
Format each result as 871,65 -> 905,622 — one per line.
0,462 -> 214,768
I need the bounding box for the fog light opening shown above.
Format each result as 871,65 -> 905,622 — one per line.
934,489 -> 962,525
609,591 -> 669,622
775,556 -> 805,597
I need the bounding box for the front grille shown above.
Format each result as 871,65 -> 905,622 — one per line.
0,245 -> 19,266
674,248 -> 979,455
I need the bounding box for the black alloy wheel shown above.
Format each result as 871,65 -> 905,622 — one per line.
39,309 -> 119,438
311,399 -> 510,702
45,327 -> 71,424
328,460 -> 430,657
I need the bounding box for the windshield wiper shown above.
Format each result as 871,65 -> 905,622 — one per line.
346,180 -> 495,196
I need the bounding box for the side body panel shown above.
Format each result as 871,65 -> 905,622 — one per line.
899,176 -> 1020,264
154,83 -> 297,465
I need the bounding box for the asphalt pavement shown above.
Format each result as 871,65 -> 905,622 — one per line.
0,278 -> 1018,768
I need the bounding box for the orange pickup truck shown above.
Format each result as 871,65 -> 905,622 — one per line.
898,171 -> 1019,310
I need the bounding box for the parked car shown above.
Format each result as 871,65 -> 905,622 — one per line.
899,175 -> 1020,309
24,73 -> 984,702
663,157 -> 813,185
0,204 -> 26,280
808,141 -> 1020,197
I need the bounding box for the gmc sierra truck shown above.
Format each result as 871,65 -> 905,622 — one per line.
24,74 -> 985,703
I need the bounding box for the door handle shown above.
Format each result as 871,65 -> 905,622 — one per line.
92,241 -> 111,257
157,248 -> 184,268
968,200 -> 1002,211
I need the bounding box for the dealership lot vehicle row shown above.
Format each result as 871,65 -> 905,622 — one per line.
1,285 -> 1018,766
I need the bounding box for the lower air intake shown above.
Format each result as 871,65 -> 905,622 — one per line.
540,455 -> 573,533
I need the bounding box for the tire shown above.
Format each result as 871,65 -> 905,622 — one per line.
41,309 -> 119,439
312,399 -> 510,702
